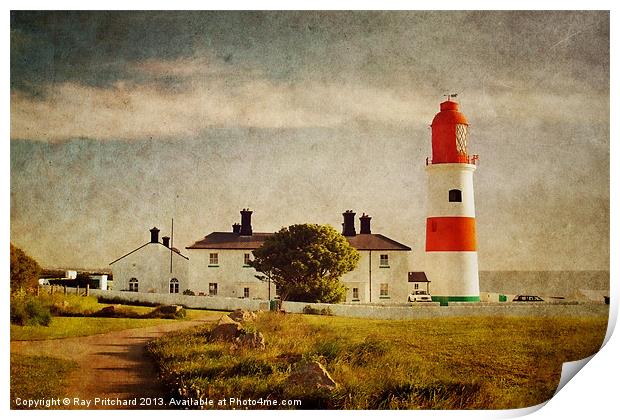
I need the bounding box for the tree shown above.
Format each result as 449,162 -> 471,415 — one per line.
250,224 -> 360,303
10,243 -> 41,291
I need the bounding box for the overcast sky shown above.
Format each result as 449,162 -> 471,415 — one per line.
10,11 -> 609,271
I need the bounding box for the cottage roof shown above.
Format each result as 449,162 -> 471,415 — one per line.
345,234 -> 411,251
186,232 -> 274,250
109,242 -> 189,265
186,232 -> 411,251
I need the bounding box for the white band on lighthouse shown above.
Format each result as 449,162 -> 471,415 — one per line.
426,164 -> 477,218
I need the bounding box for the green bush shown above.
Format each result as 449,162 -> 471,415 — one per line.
303,305 -> 333,316
92,306 -> 142,318
183,289 -> 196,296
44,293 -> 101,316
10,295 -> 52,326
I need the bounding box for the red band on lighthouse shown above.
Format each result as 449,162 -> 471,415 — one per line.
425,217 -> 477,251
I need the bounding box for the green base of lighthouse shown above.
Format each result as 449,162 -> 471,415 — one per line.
432,296 -> 480,306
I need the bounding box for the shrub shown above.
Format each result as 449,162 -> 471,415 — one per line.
92,306 -> 142,318
45,293 -> 101,316
10,295 -> 52,326
303,305 -> 333,316
10,244 -> 41,291
97,296 -> 158,307
183,289 -> 196,296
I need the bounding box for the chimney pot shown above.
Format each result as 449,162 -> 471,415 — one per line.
232,223 -> 241,234
162,236 -> 170,247
149,227 -> 160,243
342,210 -> 356,236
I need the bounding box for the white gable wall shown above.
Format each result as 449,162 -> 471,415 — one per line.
111,244 -> 189,294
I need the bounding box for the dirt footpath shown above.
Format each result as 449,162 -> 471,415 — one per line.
11,315 -> 220,409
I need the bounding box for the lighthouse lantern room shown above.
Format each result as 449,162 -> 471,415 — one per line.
425,98 -> 480,305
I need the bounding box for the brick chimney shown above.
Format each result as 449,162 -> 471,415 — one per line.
162,236 -> 170,247
240,209 -> 253,236
360,213 -> 372,234
342,210 -> 356,236
150,227 -> 160,243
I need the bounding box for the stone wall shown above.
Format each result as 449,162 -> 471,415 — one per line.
73,289 -> 608,321
86,289 -> 269,311
281,300 -> 608,320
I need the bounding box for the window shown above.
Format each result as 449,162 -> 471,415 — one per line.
455,124 -> 468,154
244,253 -> 251,266
414,283 -> 419,290
380,254 -> 389,267
209,253 -> 219,265
243,287 -> 250,298
129,277 -> 138,292
352,287 -> 359,300
209,283 -> 218,296
169,278 -> 179,294
380,283 -> 389,297
449,189 -> 462,202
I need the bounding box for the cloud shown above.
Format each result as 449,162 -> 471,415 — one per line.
10,57 -> 434,141
10,54 -> 607,142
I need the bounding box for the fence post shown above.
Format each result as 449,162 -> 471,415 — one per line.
86,284 -> 90,296
64,285 -> 67,295
51,285 -> 55,295
76,285 -> 80,296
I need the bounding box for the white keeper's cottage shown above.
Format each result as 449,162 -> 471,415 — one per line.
109,227 -> 190,294
185,209 -> 412,303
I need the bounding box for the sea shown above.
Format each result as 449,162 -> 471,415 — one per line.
479,271 -> 610,298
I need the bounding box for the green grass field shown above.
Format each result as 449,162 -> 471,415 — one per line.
146,312 -> 607,409
11,316 -> 177,341
10,354 -> 78,409
10,302 -> 221,341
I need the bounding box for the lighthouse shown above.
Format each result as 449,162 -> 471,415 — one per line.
425,98 -> 480,305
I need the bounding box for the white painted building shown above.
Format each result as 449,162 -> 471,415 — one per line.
110,227 -> 190,294
185,210 -> 276,300
186,209 -> 413,303
89,274 -> 108,291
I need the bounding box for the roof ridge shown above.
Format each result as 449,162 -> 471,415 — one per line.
110,242 -> 189,264
188,231 -> 411,251
371,233 -> 412,250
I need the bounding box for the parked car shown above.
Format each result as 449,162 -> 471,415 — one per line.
408,290 -> 433,302
512,295 -> 544,302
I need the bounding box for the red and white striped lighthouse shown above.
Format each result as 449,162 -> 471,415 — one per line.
425,98 -> 480,305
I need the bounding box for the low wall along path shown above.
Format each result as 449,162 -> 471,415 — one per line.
84,289 -> 608,320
